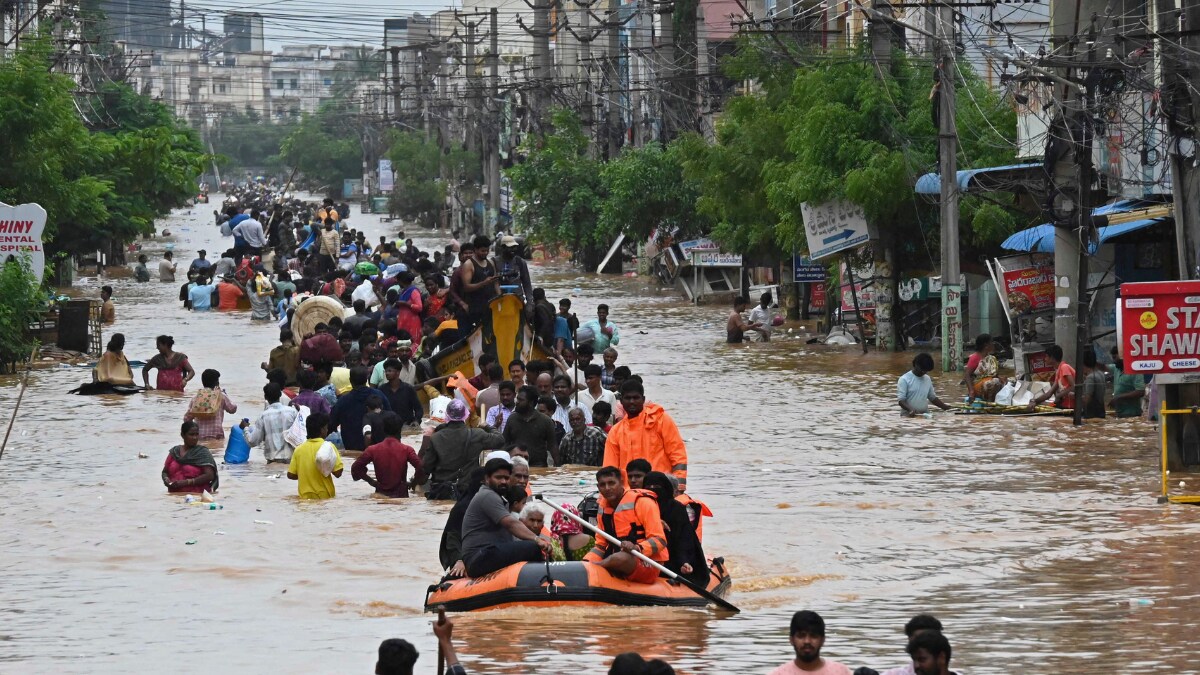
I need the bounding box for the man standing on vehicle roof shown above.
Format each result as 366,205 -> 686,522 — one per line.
496,235 -> 533,304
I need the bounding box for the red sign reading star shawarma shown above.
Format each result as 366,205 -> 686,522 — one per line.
1120,280 -> 1200,374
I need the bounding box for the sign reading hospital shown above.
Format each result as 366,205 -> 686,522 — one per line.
1119,280 -> 1200,374
0,202 -> 47,282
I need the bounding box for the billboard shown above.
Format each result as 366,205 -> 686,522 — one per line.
378,159 -> 394,193
1119,280 -> 1200,374
995,254 -> 1054,317
0,202 -> 47,282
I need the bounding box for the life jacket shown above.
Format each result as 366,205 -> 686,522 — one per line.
675,493 -> 713,542
446,371 -> 479,411
588,489 -> 668,563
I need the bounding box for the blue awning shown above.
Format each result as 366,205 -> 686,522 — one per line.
915,163 -> 1044,195
1001,200 -> 1171,252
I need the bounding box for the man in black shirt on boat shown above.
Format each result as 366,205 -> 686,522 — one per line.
460,458 -> 552,577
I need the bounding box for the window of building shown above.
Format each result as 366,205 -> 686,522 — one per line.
276,79 -> 284,90
323,77 -> 332,86
216,84 -> 226,93
290,78 -> 298,89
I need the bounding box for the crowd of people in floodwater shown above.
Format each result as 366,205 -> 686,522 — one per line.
86,184 -> 965,675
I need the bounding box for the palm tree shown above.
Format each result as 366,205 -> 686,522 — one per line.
331,45 -> 385,100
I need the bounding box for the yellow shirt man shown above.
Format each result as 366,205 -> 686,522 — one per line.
288,438 -> 343,499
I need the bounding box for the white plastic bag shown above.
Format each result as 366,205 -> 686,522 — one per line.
994,381 -> 1016,405
315,441 -> 338,477
284,405 -> 310,448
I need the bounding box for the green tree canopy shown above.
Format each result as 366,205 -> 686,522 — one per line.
0,38 -> 206,260
280,101 -> 363,193
387,131 -> 456,229
676,43 -> 1028,269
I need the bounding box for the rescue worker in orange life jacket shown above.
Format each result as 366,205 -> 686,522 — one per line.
583,466 -> 669,584
670,474 -> 713,542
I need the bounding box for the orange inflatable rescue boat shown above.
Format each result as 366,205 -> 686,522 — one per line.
425,558 -> 731,612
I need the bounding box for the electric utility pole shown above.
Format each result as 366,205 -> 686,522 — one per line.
935,2 -> 961,372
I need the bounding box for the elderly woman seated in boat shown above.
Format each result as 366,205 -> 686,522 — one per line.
519,502 -> 573,562
162,421 -> 219,494
94,333 -> 135,385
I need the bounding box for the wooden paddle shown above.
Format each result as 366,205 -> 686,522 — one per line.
536,495 -> 740,613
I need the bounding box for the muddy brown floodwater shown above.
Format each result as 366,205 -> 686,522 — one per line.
1,201 -> 1197,674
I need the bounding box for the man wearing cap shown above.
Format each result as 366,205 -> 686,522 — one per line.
497,235 -> 533,304
188,250 -> 212,278
416,399 -> 505,499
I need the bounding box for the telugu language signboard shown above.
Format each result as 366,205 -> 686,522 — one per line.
792,256 -> 827,283
1119,280 -> 1200,374
800,200 -> 870,260
692,250 -> 742,267
1000,256 -> 1055,317
0,202 -> 47,282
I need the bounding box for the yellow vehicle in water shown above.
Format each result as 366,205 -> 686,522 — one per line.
429,293 -> 549,378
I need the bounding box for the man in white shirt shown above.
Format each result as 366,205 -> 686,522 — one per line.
748,291 -> 775,341
484,380 -> 517,432
575,364 -> 621,422
158,251 -> 177,282
551,374 -> 590,429
232,209 -> 267,255
240,383 -> 299,463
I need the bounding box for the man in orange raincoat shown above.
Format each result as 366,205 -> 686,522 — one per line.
602,379 -> 688,490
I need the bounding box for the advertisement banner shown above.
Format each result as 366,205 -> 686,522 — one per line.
839,262 -> 876,312
677,238 -> 718,258
999,256 -> 1054,316
1119,280 -> 1200,374
1024,350 -> 1057,376
378,159 -> 394,193
809,282 -> 826,311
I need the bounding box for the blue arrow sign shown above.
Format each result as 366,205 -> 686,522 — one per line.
823,230 -> 855,245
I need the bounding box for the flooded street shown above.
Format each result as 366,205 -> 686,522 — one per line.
1,201 -> 1196,674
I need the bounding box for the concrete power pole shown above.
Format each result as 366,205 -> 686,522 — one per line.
696,4 -> 713,141
487,8 -> 501,223
578,5 -> 595,150
628,5 -> 643,148
869,0 -> 899,352
935,2 -> 961,371
390,47 -> 401,120
1162,0 -> 1200,279
605,0 -> 622,157
533,0 -> 553,130
657,5 -> 676,143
